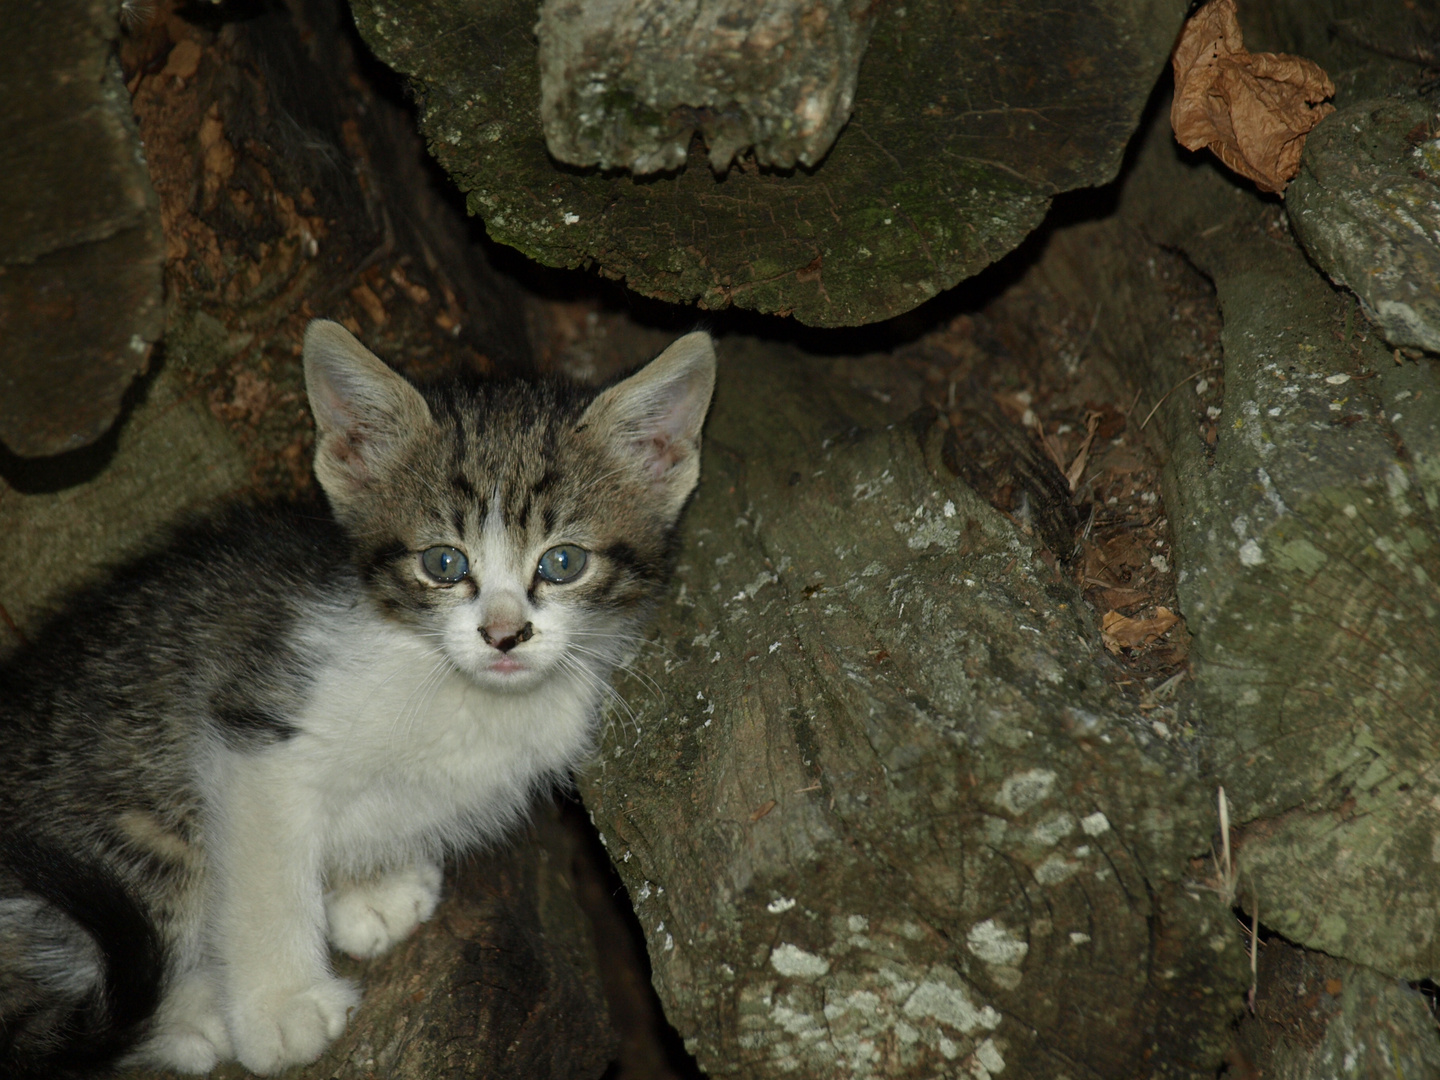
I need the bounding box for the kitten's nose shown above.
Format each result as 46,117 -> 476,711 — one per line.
479,621 -> 534,652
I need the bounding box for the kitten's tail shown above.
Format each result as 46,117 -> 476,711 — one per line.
0,837 -> 164,1079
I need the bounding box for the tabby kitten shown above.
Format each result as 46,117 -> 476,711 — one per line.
0,321 -> 716,1077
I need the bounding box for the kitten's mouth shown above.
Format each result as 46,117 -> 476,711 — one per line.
486,655 -> 527,674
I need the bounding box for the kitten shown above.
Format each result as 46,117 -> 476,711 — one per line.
0,321 -> 716,1077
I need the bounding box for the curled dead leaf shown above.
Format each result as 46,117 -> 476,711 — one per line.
1171,0 -> 1335,194
1101,606 -> 1181,654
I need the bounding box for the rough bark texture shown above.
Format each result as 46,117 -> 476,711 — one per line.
0,0 -> 165,456
1234,941 -> 1440,1079
578,338 -> 1249,1079
349,0 -> 1187,326
537,0 -> 875,174
1023,48 -> 1440,1070
1074,100 -> 1440,981
1288,96 -> 1440,354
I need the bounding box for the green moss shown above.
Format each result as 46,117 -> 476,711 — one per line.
350,0 -> 1185,326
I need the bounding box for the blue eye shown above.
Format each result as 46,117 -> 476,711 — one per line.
537,545 -> 588,584
420,545 -> 469,583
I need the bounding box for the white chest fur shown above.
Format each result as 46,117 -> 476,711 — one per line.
280,605 -> 601,871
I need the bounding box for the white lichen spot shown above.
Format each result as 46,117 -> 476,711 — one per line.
973,1037 -> 1006,1076
636,881 -> 652,901
943,500 -> 956,517
1080,811 -> 1110,836
769,641 -> 781,654
853,470 -> 894,500
967,919 -> 1029,966
823,989 -> 881,1022
1069,932 -> 1092,946
1029,813 -> 1076,846
562,212 -> 580,225
902,976 -> 1001,1033
1034,854 -> 1080,885
1325,373 -> 1351,385
732,570 -> 778,601
770,943 -> 831,978
895,1021 -> 920,1045
771,999 -> 825,1038
848,914 -> 869,933
1238,539 -> 1265,566
938,1036 -> 959,1059
997,768 -> 1056,814
767,897 -> 798,914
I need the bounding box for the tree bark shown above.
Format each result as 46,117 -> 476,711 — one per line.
578,336 -> 1249,1079
350,0 -> 1188,326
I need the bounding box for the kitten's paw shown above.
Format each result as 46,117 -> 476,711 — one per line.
134,969 -> 233,1073
325,861 -> 442,959
229,976 -> 359,1075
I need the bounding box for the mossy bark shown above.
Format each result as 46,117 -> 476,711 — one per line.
1028,65 -> 1440,1073
1057,98 -> 1440,980
349,0 -> 1186,326
579,338 -> 1249,1079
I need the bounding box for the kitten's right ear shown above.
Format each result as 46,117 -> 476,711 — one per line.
303,320 -> 432,499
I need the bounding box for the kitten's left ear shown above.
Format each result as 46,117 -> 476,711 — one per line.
580,331 -> 717,518
303,320 -> 433,502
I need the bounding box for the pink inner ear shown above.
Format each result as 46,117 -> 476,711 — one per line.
325,428 -> 374,486
642,433 -> 682,480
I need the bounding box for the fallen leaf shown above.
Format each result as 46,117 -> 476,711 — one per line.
1171,0 -> 1335,193
1065,410 -> 1102,491
1102,607 -> 1181,653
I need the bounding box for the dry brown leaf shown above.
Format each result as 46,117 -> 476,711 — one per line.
1171,0 -> 1335,193
1101,607 -> 1181,654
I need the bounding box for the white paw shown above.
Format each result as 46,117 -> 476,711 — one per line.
133,968 -> 233,1073
229,976 -> 360,1075
325,862 -> 443,959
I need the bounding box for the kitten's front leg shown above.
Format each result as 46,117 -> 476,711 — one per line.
211,752 -> 359,1075
325,860 -> 443,959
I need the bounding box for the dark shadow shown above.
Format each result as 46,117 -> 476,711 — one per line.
0,346 -> 166,495
560,797 -> 708,1080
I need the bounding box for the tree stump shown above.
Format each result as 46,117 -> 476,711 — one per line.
579,337 -> 1249,1078
350,0 -> 1188,325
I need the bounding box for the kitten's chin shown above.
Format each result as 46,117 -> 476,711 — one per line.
466,657 -> 547,692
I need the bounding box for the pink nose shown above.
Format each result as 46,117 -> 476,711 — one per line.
479,622 -> 534,652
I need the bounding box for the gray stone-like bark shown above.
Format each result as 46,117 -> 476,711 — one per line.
578,338 -> 1249,1079
1235,942 -> 1440,1080
1288,97 -> 1440,355
0,0 -> 165,456
537,0 -> 875,174
1035,77 -> 1440,998
350,0 -> 1187,326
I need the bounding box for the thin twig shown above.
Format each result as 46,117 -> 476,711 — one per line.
1248,894 -> 1260,1014
1139,367 -> 1218,431
1218,786 -> 1233,900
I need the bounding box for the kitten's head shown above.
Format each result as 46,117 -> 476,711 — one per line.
302,320 -> 715,693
